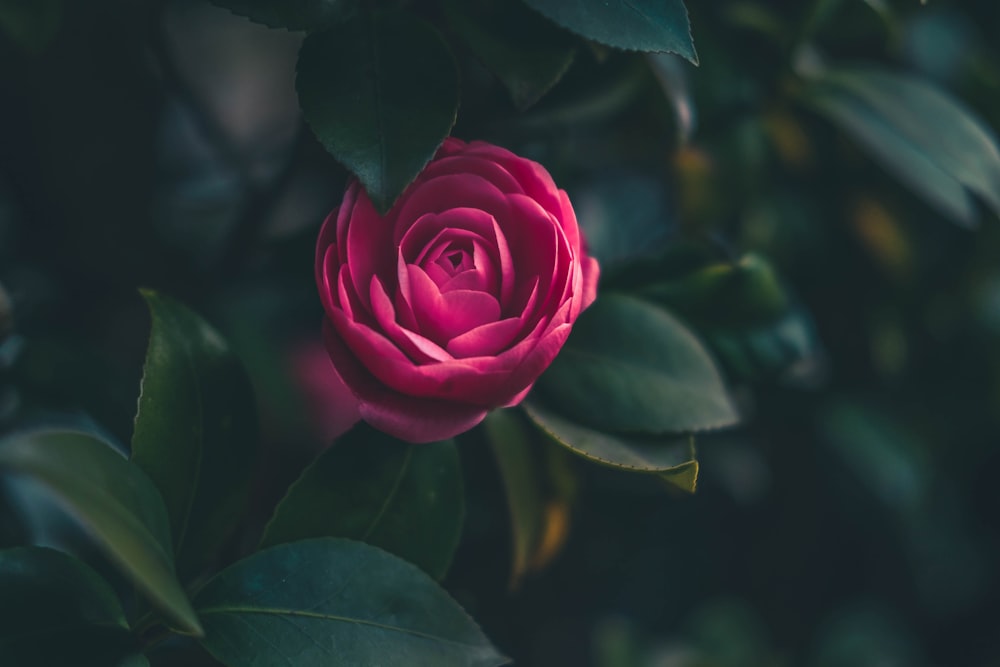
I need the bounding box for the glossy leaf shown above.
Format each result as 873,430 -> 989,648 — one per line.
444,0 -> 577,110
524,402 -> 698,493
131,290 -> 257,578
260,425 -> 463,580
0,546 -> 127,661
194,538 -> 509,667
523,0 -> 697,63
297,13 -> 459,213
801,67 -> 1000,227
534,293 -> 738,435
209,0 -> 357,31
0,430 -> 202,636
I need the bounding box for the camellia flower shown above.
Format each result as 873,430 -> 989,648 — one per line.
315,138 -> 599,442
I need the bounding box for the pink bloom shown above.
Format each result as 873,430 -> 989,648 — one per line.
315,138 -> 599,443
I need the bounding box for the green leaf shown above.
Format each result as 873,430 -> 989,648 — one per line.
534,294 -> 738,435
194,538 -> 509,667
0,430 -> 202,636
524,402 -> 698,492
636,253 -> 789,327
131,290 -> 257,579
444,0 -> 577,110
801,67 -> 1000,227
296,12 -> 459,213
260,425 -> 463,580
484,409 -> 548,586
0,547 -> 150,666
485,410 -> 581,585
209,0 -> 358,31
523,0 -> 697,63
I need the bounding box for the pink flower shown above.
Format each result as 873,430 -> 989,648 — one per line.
315,138 -> 599,443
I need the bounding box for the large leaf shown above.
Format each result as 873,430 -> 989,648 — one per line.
0,546 -> 140,667
259,425 -> 463,580
801,67 -> 1000,227
484,409 -> 578,587
194,538 -> 509,667
131,290 -> 257,578
444,0 -> 577,110
534,293 -> 738,435
210,0 -> 357,31
523,0 -> 697,63
0,430 -> 202,635
297,13 -> 459,213
524,402 -> 699,493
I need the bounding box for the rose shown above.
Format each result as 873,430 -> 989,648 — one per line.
315,138 -> 599,443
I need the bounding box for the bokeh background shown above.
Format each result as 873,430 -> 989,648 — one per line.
2,1 -> 999,665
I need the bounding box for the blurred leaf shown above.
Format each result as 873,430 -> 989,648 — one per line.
484,409 -> 577,587
131,290 -> 257,579
260,424 -> 462,580
0,431 -> 201,635
444,0 -> 577,110
524,402 -> 699,493
801,67 -> 1000,227
608,246 -> 822,383
637,253 -> 789,327
0,546 -> 131,666
194,538 -> 509,667
706,305 -> 822,383
209,0 -> 357,30
0,0 -> 62,55
535,294 -> 738,435
523,0 -> 697,63
819,401 -> 929,512
297,13 -> 459,213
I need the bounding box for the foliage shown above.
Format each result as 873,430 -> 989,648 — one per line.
2,0 -> 1000,665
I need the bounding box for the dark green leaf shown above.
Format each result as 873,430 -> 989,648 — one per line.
195,538 -> 509,667
296,13 -> 459,213
523,0 -> 697,63
801,67 -> 1000,227
524,402 -> 698,493
0,547 -> 146,666
260,425 -> 463,580
210,0 -> 357,31
131,290 -> 257,578
444,0 -> 577,110
0,430 -> 202,635
535,294 -> 738,435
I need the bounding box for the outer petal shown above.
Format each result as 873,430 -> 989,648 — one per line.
323,321 -> 487,443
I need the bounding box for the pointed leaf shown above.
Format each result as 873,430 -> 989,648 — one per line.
523,0 -> 697,63
260,424 -> 463,580
444,0 -> 577,110
524,402 -> 698,492
132,290 -> 257,578
534,293 -> 738,435
210,0 -> 358,31
801,67 -> 1000,227
0,547 -> 140,666
195,538 -> 509,667
297,13 -> 459,213
0,431 -> 201,635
